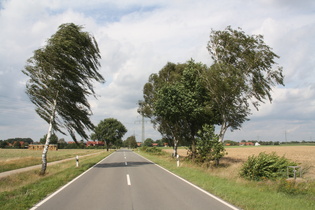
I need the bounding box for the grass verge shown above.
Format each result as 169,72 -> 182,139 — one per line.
0,150 -> 112,210
138,150 -> 315,210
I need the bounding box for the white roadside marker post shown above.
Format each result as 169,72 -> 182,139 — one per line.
76,155 -> 79,167
177,154 -> 180,167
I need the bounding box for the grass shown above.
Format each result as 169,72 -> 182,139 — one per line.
138,150 -> 315,210
0,149 -> 103,173
0,150 -> 112,210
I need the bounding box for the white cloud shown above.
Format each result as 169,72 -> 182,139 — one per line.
1,0 -> 315,142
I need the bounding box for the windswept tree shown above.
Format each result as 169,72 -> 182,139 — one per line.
91,118 -> 127,151
139,60 -> 218,158
23,23 -> 104,175
204,26 -> 284,142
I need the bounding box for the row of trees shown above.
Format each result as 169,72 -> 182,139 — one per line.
138,26 -> 284,163
22,23 -> 284,173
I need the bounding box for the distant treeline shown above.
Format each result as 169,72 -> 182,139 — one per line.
224,140 -> 315,146
0,138 -> 34,148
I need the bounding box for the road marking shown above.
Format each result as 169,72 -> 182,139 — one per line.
31,152 -> 115,210
135,152 -> 239,210
124,156 -> 126,159
126,174 -> 131,185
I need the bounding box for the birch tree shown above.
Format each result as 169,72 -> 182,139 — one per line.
23,23 -> 104,175
205,26 -> 284,142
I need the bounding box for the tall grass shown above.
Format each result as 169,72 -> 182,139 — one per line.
0,151 -> 111,210
138,151 -> 315,210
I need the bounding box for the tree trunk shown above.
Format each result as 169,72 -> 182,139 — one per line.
40,98 -> 57,175
173,137 -> 178,158
191,139 -> 197,160
219,120 -> 228,143
105,140 -> 109,151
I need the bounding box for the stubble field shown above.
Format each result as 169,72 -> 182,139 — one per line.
165,145 -> 315,179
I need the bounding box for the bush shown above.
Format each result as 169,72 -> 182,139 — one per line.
195,124 -> 226,166
140,146 -> 164,155
240,152 -> 297,181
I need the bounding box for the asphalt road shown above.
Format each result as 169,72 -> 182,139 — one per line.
31,149 -> 239,210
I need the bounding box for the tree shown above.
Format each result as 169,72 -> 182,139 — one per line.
139,60 -> 218,159
40,133 -> 58,144
91,118 -> 127,151
57,138 -> 68,149
124,135 -> 137,148
13,141 -> 21,148
143,138 -> 154,147
23,23 -> 104,175
0,140 -> 8,148
138,62 -> 186,156
204,26 -> 284,142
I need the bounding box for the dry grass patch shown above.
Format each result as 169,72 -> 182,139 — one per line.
0,149 -> 104,172
163,146 -> 315,180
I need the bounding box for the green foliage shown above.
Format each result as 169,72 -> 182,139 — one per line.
91,118 -> 127,151
23,23 -> 104,143
40,133 -> 58,144
140,60 -> 217,158
195,124 -> 225,165
124,136 -> 137,148
143,138 -> 154,147
240,152 -> 297,181
139,146 -> 164,155
205,26 -> 284,142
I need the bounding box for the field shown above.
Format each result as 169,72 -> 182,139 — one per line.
0,149 -> 103,173
165,145 -> 315,179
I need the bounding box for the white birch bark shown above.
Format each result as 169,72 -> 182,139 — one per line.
40,98 -> 57,175
218,120 -> 228,143
173,137 -> 178,157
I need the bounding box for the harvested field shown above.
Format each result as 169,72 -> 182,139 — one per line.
164,146 -> 315,179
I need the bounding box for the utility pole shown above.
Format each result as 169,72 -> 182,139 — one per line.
135,115 -> 149,145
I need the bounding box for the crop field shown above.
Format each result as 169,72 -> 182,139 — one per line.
164,145 -> 315,179
0,149 -> 103,173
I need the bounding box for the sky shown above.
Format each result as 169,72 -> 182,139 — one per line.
0,0 -> 315,143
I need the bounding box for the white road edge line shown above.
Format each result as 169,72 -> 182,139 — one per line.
135,152 -> 239,210
30,152 -> 116,210
127,174 -> 131,185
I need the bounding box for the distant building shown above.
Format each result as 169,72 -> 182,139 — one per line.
137,142 -> 142,147
239,142 -> 254,146
86,141 -> 104,147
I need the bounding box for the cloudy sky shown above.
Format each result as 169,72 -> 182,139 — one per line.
1,0 -> 315,143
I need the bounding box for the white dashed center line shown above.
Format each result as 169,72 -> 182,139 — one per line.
126,174 -> 131,186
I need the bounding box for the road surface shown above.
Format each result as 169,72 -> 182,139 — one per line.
31,149 -> 238,210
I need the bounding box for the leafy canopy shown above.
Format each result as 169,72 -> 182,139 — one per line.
23,23 -> 104,142
91,118 -> 127,151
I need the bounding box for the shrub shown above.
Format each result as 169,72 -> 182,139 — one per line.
140,146 -> 164,155
195,124 -> 226,166
240,152 -> 297,181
